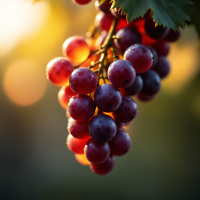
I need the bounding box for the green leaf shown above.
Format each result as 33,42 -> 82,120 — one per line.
110,0 -> 193,30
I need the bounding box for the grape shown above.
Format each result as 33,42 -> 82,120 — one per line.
113,27 -> 141,53
58,84 -> 77,109
108,59 -> 136,88
63,36 -> 90,64
164,27 -> 181,42
67,95 -> 96,121
109,129 -> 131,156
113,96 -> 138,123
94,84 -> 122,112
111,7 -> 126,19
148,46 -> 158,68
115,121 -> 123,130
124,44 -> 153,73
84,138 -> 110,164
75,154 -> 90,166
67,118 -> 90,139
69,67 -> 97,94
67,134 -> 90,154
140,70 -> 161,96
137,93 -> 154,102
72,0 -> 92,5
95,0 -> 111,13
153,40 -> 170,57
152,56 -> 170,79
46,57 -> 74,87
115,19 -> 129,33
144,17 -> 169,40
90,155 -> 115,175
89,114 -> 117,142
119,75 -> 143,96
95,12 -> 114,32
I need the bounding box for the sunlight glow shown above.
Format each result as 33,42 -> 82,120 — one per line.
3,60 -> 47,106
0,0 -> 50,56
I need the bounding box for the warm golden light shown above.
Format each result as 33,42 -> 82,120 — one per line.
3,60 -> 47,106
162,26 -> 200,93
75,154 -> 90,166
0,0 -> 50,56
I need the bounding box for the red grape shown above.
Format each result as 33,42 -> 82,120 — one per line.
46,57 -> 74,87
72,0 -> 92,5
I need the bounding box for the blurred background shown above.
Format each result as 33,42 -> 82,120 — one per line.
0,0 -> 200,199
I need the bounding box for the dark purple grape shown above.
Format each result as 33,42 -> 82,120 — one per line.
84,138 -> 110,164
113,96 -> 138,123
67,95 -> 96,122
69,67 -> 97,95
67,118 -> 90,139
111,7 -> 126,19
153,40 -> 170,57
115,121 -> 123,130
144,17 -> 169,40
113,27 -> 141,53
137,93 -> 154,102
94,84 -> 122,112
152,56 -> 170,79
95,0 -> 111,13
119,75 -> 143,96
124,44 -> 153,73
148,46 -> 158,68
108,59 -> 136,88
140,70 -> 161,96
89,114 -> 117,142
164,27 -> 181,42
90,155 -> 115,175
109,129 -> 131,156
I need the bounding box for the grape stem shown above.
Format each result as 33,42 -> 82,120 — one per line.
97,18 -> 119,86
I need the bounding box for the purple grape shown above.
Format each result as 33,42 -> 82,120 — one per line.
67,95 -> 96,121
84,138 -> 110,164
113,27 -> 141,53
113,96 -> 138,123
109,129 -> 131,156
153,40 -> 170,57
69,67 -> 97,95
140,70 -> 161,96
94,84 -> 122,112
164,27 -> 181,42
108,59 -> 136,88
145,17 -> 169,40
148,46 -> 158,68
152,56 -> 170,79
95,0 -> 111,13
111,7 -> 126,19
124,44 -> 153,73
119,75 -> 143,96
90,155 -> 115,175
89,114 -> 117,142
137,93 -> 154,102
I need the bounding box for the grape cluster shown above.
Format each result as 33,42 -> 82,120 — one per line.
46,0 -> 181,175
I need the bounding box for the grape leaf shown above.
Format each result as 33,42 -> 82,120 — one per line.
108,0 -> 193,30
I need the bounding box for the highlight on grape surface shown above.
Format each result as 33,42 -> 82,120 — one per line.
46,0 -> 182,175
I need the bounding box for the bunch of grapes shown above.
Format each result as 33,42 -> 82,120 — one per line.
46,0 -> 181,175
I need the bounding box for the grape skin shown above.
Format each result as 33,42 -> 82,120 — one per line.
109,129 -> 131,156
89,114 -> 117,142
153,40 -> 170,57
108,59 -> 136,88
113,96 -> 138,123
84,138 -> 110,164
67,95 -> 96,122
72,0 -> 92,5
69,67 -> 97,95
46,57 -> 74,87
95,0 -> 111,13
94,84 -> 122,112
63,36 -> 90,64
124,44 -> 153,74
114,27 -> 141,53
89,155 -> 115,175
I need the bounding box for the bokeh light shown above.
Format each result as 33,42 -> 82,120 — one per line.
3,60 -> 47,106
0,0 -> 50,56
